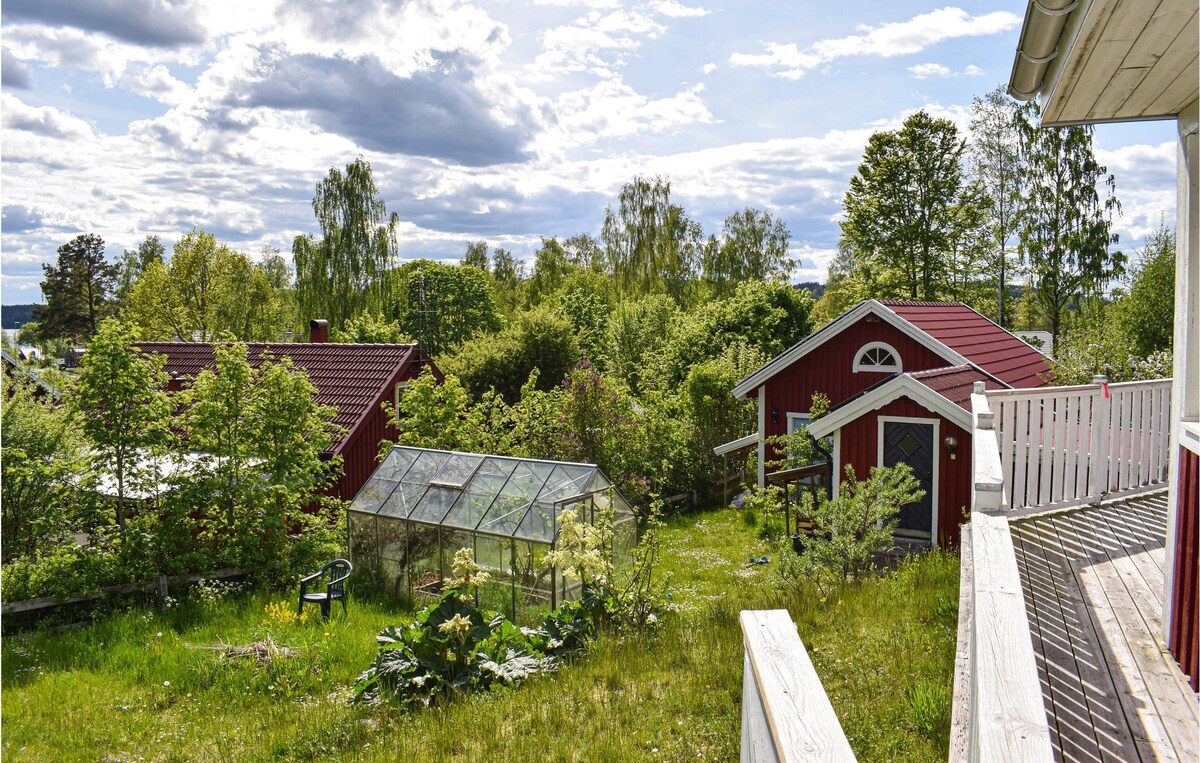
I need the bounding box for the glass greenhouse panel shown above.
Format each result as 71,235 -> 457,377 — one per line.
409,485 -> 459,525
538,464 -> 594,504
377,447 -> 419,481
377,481 -> 428,519
349,476 -> 398,515
516,500 -> 558,543
403,450 -> 452,486
430,453 -> 484,487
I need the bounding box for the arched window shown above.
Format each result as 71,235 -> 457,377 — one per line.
853,341 -> 901,372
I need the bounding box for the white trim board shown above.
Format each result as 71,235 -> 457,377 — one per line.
714,432 -> 757,456
731,300 -> 970,399
805,374 -> 973,440
878,415 -> 940,547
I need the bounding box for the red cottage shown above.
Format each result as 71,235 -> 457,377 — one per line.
732,299 -> 1051,547
137,322 -> 436,503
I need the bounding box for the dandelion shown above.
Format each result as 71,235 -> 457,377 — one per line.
163,681 -> 170,687
156,632 -> 163,638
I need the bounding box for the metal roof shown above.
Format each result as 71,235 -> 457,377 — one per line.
347,446 -> 634,543
137,342 -> 417,453
879,302 -> 1051,388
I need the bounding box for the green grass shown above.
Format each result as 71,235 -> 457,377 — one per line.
1,506 -> 959,762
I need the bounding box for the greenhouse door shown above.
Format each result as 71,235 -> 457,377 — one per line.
878,417 -> 937,544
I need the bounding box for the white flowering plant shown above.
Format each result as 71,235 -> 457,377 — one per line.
353,547 -> 586,709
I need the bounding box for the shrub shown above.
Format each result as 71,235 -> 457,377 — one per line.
779,464 -> 924,593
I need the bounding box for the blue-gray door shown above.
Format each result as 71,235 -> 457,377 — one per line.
882,420 -> 934,540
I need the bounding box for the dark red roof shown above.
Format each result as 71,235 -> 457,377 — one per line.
136,342 -> 416,453
880,301 -> 1051,388
909,365 -> 1009,410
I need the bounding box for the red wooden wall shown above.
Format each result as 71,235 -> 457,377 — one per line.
761,316 -> 955,442
836,396 -> 970,547
334,361 -> 426,503
1169,445 -> 1199,692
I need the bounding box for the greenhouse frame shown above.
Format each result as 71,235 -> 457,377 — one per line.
347,446 -> 638,622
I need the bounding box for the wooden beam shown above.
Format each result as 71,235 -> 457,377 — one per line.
740,609 -> 856,762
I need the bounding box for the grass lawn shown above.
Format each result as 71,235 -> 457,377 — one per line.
1,505 -> 959,762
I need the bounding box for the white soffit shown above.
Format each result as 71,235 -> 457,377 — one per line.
1017,0 -> 1199,125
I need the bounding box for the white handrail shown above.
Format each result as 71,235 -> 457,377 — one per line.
740,609 -> 856,762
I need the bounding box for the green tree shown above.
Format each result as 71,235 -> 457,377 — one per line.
841,110 -> 973,300
125,230 -> 289,342
443,306 -> 579,403
293,157 -> 399,333
604,294 -> 680,393
650,280 -> 814,390
1,372 -> 87,562
34,234 -> 117,341
462,240 -> 490,272
1016,101 -> 1123,345
1118,222 -> 1174,357
490,246 -> 523,314
387,367 -> 480,452
71,319 -> 173,529
969,86 -> 1026,326
114,235 -> 165,305
391,260 -> 501,355
701,208 -> 793,299
525,237 -> 576,307
601,176 -> 703,303
335,312 -> 411,343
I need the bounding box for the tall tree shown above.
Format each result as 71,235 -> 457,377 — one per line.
293,157 -> 399,334
125,230 -> 289,342
33,234 -> 117,341
72,319 -> 172,529
114,235 -> 165,305
702,207 -> 793,299
601,176 -> 703,303
462,240 -> 490,272
1116,221 -> 1174,358
391,260 -> 501,355
1016,101 -> 1123,345
841,110 -> 970,300
969,86 -> 1026,326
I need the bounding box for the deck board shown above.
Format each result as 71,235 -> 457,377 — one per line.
1010,493 -> 1199,762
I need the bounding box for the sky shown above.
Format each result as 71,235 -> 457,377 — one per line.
0,0 -> 1180,305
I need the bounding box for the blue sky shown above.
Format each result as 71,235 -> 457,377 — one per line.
0,0 -> 1179,305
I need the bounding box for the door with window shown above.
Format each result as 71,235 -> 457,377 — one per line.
880,418 -> 936,542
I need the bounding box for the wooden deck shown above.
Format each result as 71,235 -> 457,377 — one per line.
1010,492 -> 1199,762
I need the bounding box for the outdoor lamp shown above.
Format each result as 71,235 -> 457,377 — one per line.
771,407 -> 779,423
944,435 -> 958,460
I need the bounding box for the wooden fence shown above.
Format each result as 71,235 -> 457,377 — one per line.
981,377 -> 1171,513
740,609 -> 855,762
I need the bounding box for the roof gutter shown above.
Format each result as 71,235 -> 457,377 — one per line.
1008,0 -> 1081,101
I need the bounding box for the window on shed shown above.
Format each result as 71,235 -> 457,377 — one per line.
853,342 -> 901,372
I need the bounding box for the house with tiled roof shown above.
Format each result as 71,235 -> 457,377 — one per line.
137,320 -> 437,504
730,299 -> 1051,547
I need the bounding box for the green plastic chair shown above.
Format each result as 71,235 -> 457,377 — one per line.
298,559 -> 352,620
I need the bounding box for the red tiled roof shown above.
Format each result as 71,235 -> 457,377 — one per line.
880,301 -> 1051,388
136,342 -> 416,453
908,365 -> 1009,410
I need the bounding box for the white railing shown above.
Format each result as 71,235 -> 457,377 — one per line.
740,609 -> 856,762
962,396 -> 1055,763
982,377 -> 1171,512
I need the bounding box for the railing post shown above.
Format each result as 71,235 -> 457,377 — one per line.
1089,375 -> 1111,503
972,385 -> 1004,513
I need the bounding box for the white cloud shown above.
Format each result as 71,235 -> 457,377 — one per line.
553,80 -> 713,143
908,63 -> 951,78
907,62 -> 985,78
651,0 -> 710,18
117,64 -> 190,104
701,62 -> 716,74
731,7 -> 1020,78
1,93 -> 95,140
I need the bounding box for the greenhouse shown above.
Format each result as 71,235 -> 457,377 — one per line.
347,446 -> 637,622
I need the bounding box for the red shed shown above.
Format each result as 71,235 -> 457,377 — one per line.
732,299 -> 1051,547
137,329 -> 436,503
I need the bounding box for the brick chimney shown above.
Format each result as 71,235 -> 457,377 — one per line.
309,319 -> 329,343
